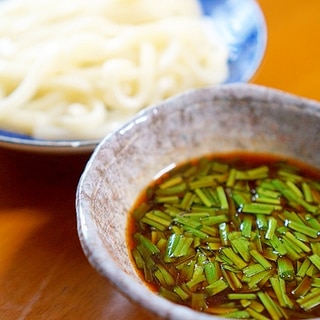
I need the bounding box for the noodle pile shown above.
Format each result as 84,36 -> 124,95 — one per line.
0,0 -> 229,140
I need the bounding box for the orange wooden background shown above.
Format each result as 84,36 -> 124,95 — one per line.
0,1 -> 320,319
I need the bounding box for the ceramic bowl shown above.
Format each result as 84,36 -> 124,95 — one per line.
76,83 -> 320,320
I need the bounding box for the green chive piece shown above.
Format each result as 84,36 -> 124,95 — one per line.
243,264 -> 265,277
154,265 -> 175,286
228,293 -> 257,300
173,286 -> 190,300
134,233 -> 160,255
302,182 -> 314,202
191,293 -> 207,311
246,307 -> 270,320
155,195 -> 180,204
242,203 -> 281,215
217,186 -> 229,209
132,202 -> 151,220
231,238 -> 251,262
205,278 -> 229,296
283,231 -> 311,253
226,168 -> 237,187
277,256 -> 295,281
159,175 -> 183,189
297,288 -> 320,310
257,291 -> 282,320
285,219 -> 319,239
241,215 -> 253,238
219,222 -> 230,246
221,247 -> 247,269
292,276 -> 312,298
194,188 -> 213,207
250,249 -> 273,270
245,269 -> 274,289
267,235 -> 287,256
308,253 -> 320,270
204,261 -> 220,284
224,310 -> 251,319
265,216 -> 278,240
201,215 -> 228,226
180,192 -> 195,210
297,258 -> 311,278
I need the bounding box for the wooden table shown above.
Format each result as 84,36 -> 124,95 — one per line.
1,1 -> 320,319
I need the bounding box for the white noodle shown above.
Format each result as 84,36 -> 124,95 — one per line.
0,0 -> 229,140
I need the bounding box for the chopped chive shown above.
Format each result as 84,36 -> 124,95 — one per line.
285,219 -> 319,239
265,217 -> 278,240
134,233 -> 160,255
217,186 -> 229,209
231,238 -> 251,262
228,293 -> 257,300
159,175 -> 183,189
286,180 -> 303,198
311,242 -> 320,255
305,213 -> 320,230
292,276 -> 312,297
242,203 -> 281,215
224,310 -> 251,319
256,214 -> 268,230
267,235 -> 287,256
165,233 -> 180,259
219,222 -> 230,246
245,269 -> 274,289
158,287 -> 181,303
132,202 -> 151,220
180,192 -> 195,210
204,261 -> 220,284
154,264 -> 175,286
221,268 -> 243,291
297,258 -> 311,278
243,264 -> 265,277
277,256 -> 295,281
194,188 -> 212,207
257,291 -> 282,320
191,293 -> 207,311
155,195 -> 180,204
131,248 -> 144,269
302,182 -> 314,202
201,215 -> 228,226
226,168 -> 237,187
246,307 -> 270,320
189,178 -> 217,189
308,253 -> 320,270
241,215 -> 253,238
173,286 -> 190,300
297,288 -> 320,310
205,278 -> 229,296
186,265 -> 206,289
256,187 -> 281,199
220,247 -> 247,269
270,277 -> 294,308
283,231 -> 311,253
250,249 -> 273,270
172,235 -> 193,258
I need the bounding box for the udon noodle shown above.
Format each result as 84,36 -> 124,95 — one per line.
0,0 -> 229,140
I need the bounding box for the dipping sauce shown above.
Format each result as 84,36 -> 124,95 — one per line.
127,152 -> 320,319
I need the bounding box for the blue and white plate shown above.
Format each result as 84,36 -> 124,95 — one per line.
0,0 -> 267,154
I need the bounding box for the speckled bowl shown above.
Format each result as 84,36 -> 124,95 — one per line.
76,83 -> 320,320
